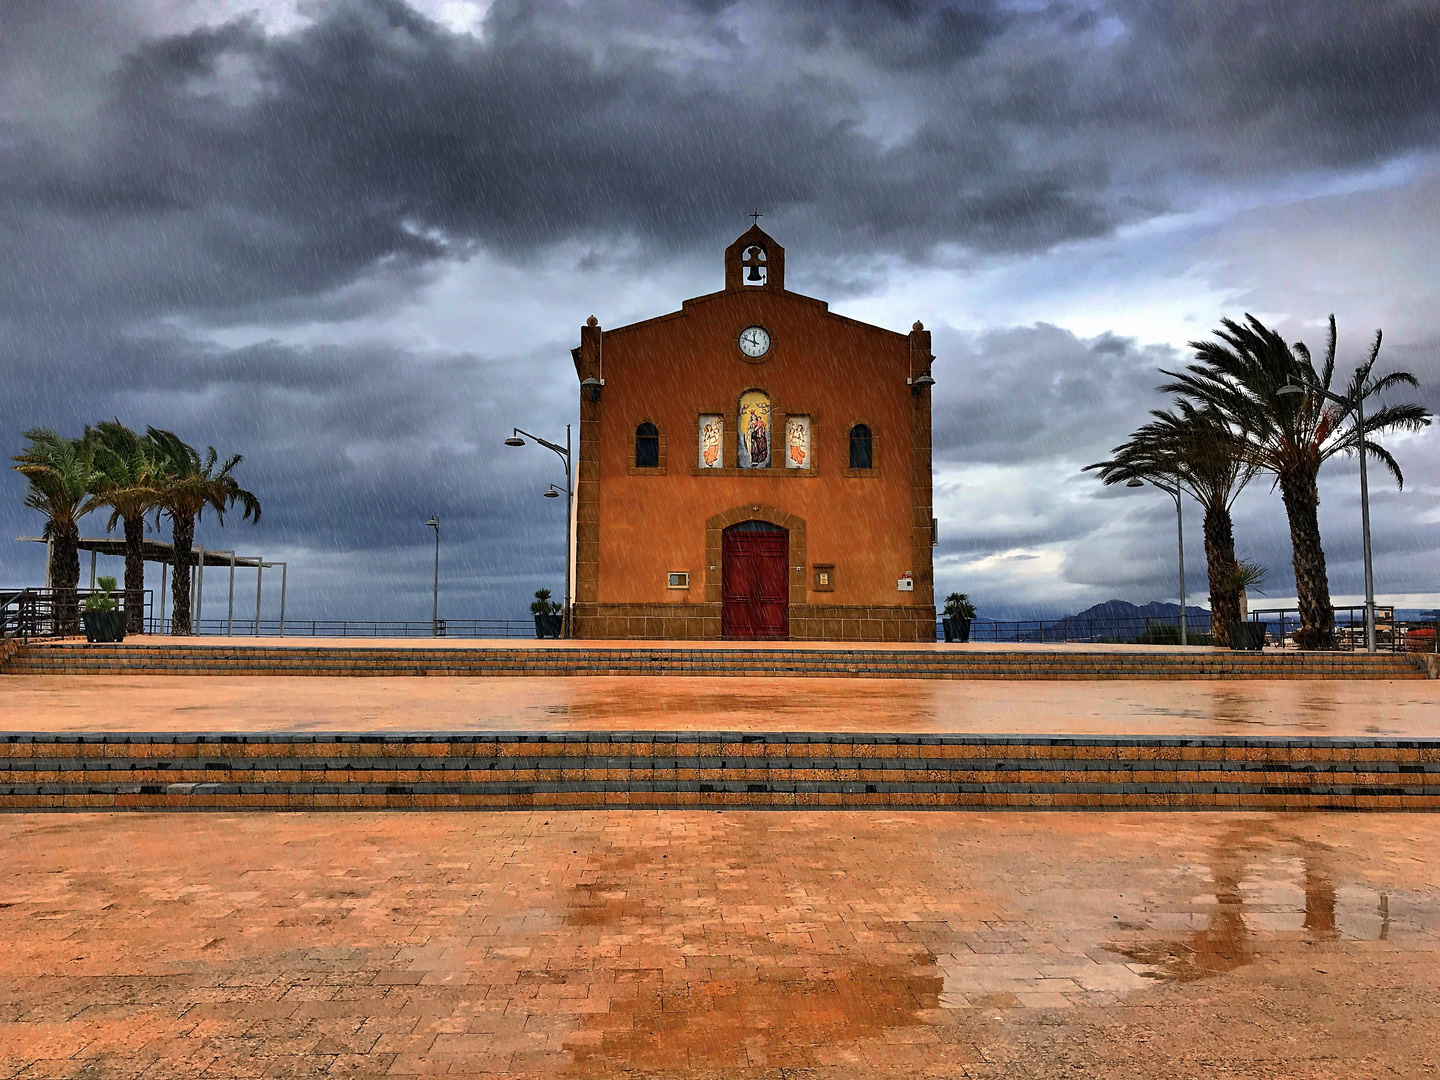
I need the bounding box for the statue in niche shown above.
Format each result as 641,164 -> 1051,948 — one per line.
748,413 -> 768,464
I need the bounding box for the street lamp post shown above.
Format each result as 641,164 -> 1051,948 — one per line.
425,517 -> 440,637
1128,476 -> 1187,646
505,425 -> 573,638
1278,377 -> 1376,653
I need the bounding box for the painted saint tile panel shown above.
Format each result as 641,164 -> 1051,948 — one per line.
698,414 -> 723,469
785,414 -> 811,469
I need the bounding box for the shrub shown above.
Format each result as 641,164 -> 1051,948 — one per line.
942,592 -> 977,620
1134,621 -> 1212,646
83,575 -> 119,613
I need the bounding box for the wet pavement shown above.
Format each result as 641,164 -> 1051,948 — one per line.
31,636 -> 1236,651
3,674 -> 1438,737
1,811 -> 1437,1077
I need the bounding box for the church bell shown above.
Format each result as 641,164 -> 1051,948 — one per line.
746,263 -> 763,282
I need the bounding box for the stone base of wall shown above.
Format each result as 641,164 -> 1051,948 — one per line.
573,604 -> 722,641
573,603 -> 935,642
789,606 -> 935,643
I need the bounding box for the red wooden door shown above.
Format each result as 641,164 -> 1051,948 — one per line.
721,523 -> 789,639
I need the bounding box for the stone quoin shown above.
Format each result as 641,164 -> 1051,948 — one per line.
570,225 -> 936,640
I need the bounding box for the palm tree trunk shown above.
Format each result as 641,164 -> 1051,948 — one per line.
170,514 -> 196,636
1202,504 -> 1240,647
1279,468 -> 1335,649
123,514 -> 146,634
51,524 -> 81,635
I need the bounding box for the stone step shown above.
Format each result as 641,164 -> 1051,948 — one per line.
3,643 -> 1426,679
2,732 -> 1436,810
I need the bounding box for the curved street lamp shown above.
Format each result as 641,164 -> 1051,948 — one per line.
505,426 -> 573,638
1128,476 -> 1187,646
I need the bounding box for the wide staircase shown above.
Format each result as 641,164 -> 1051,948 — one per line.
2,731 -> 1436,811
2,642 -> 1430,679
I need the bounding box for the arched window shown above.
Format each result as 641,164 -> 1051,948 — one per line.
849,424 -> 873,470
635,422 -> 659,468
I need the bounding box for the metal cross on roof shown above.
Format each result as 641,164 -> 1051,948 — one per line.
748,208 -> 763,225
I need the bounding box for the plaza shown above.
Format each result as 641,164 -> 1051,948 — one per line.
2,807 -> 1439,1077
2,644 -> 1440,1074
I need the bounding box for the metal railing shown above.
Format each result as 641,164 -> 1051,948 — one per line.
1248,607 -> 1439,653
936,615 -> 1216,645
147,617 -> 537,639
2,588 -> 154,640
935,609 -> 1440,651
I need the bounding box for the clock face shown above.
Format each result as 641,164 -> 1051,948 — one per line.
738,326 -> 770,358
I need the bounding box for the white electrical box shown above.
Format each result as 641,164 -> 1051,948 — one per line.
897,572 -> 914,592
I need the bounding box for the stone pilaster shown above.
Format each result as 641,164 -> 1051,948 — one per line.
909,321 -> 935,613
573,317 -> 603,636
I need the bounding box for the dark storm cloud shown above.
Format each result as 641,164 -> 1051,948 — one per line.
3,0 -> 1437,323
931,323 -> 1177,465
0,326 -> 579,615
929,320 -> 1440,609
789,0 -> 1013,70
1129,2 -> 1440,169
5,0 -> 1439,617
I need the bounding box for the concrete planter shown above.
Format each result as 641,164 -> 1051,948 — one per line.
82,610 -> 126,644
533,613 -> 563,639
1228,622 -> 1266,651
942,616 -> 972,643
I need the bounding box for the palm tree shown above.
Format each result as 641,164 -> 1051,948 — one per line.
1087,403 -> 1259,645
11,429 -> 103,634
1163,315 -> 1430,649
89,421 -> 164,635
148,429 -> 262,635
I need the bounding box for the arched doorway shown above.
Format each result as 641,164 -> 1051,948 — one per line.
721,521 -> 789,639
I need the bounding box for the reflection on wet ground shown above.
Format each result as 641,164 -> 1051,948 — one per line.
1,812 -> 1437,1076
930,815 -> 1435,1010
5,674 -> 1439,736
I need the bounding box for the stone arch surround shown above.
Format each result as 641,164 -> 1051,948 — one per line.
704,504 -> 806,608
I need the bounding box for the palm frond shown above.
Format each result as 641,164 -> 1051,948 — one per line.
1362,441 -> 1406,489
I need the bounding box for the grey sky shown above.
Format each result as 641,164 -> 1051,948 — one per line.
3,0 -> 1438,621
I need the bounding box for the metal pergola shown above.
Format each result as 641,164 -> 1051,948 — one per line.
20,536 -> 288,635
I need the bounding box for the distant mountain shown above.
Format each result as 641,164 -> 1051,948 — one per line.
1063,599 -> 1210,623
989,598 -> 1215,643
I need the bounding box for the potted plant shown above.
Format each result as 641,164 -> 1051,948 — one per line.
941,592 -> 976,643
531,589 -> 563,639
81,576 -> 126,643
1227,561 -> 1267,650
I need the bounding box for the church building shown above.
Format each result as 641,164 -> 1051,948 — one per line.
571,224 -> 936,641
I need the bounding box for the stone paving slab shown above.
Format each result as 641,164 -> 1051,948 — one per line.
18,636 -> 1236,651
1,811 -> 1437,1077
12,640 -> 1422,681
3,675 -> 1439,737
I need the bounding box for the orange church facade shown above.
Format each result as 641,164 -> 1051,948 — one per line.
571,225 -> 936,641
